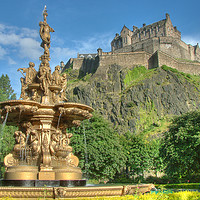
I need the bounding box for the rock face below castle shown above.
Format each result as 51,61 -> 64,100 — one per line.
65,65 -> 200,134
63,14 -> 200,77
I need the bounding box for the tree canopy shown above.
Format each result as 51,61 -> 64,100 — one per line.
119,132 -> 164,181
161,111 -> 200,179
0,74 -> 16,101
0,74 -> 17,177
70,112 -> 126,181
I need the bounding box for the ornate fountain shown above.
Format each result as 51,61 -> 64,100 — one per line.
0,6 -> 93,187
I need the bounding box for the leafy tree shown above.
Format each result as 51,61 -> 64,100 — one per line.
149,138 -> 165,177
70,112 -> 126,181
119,132 -> 165,182
0,125 -> 17,177
0,74 -> 16,101
0,74 -> 16,177
120,132 -> 153,180
161,111 -> 200,179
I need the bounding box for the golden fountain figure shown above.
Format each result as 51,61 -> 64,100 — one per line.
0,6 -> 93,187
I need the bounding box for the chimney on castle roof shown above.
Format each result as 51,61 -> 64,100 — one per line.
115,33 -> 119,39
133,26 -> 138,32
166,13 -> 170,20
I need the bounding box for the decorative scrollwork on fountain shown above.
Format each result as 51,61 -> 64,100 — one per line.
58,107 -> 92,119
30,130 -> 41,156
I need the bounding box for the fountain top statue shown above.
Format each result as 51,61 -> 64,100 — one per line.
17,6 -> 63,105
39,6 -> 54,60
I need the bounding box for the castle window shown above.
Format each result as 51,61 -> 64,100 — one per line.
123,37 -> 127,43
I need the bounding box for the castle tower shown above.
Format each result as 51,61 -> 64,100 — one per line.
97,48 -> 102,56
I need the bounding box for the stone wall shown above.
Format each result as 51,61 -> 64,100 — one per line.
156,50 -> 200,75
72,58 -> 84,70
65,58 -> 84,70
94,51 -> 151,79
79,56 -> 99,76
113,37 -> 200,62
100,51 -> 151,68
63,48 -> 200,79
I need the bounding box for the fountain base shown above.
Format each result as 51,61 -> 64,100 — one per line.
3,165 -> 85,187
4,166 -> 38,180
1,179 -> 86,187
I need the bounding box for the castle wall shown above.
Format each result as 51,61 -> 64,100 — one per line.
64,49 -> 200,80
195,45 -> 200,60
156,51 -> 200,75
94,51 -> 151,79
113,37 -> 199,62
79,57 -> 99,76
72,58 -> 85,70
99,51 -> 151,68
148,51 -> 159,69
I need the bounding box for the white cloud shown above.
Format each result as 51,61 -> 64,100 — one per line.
49,32 -> 112,66
0,23 -> 42,62
72,32 -> 113,53
18,38 -> 42,60
52,47 -> 77,60
182,35 -> 200,46
8,57 -> 16,65
0,46 -> 7,59
20,27 -> 38,38
0,22 -> 113,67
0,32 -> 20,45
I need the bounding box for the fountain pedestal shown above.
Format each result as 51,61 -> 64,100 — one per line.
39,167 -> 55,180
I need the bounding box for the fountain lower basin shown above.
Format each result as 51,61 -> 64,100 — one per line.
0,184 -> 155,199
0,100 -> 93,186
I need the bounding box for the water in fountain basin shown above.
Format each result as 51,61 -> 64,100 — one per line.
83,122 -> 89,179
1,112 -> 8,133
18,110 -> 22,122
24,133 -> 30,163
57,113 -> 62,129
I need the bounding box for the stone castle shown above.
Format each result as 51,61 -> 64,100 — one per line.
64,14 -> 200,76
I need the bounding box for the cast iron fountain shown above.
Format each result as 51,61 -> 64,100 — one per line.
0,6 -> 93,187
0,7 -> 154,198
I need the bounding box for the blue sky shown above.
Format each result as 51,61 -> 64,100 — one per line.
0,0 -> 199,97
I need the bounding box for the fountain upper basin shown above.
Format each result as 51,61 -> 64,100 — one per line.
0,100 -> 93,127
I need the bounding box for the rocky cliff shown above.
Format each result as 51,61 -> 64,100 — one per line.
65,65 -> 200,134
